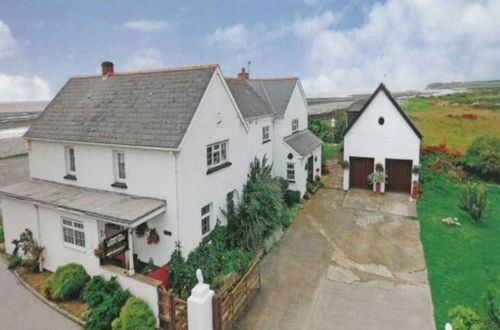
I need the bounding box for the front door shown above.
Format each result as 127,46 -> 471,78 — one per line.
307,156 -> 314,182
349,157 -> 374,189
385,159 -> 412,193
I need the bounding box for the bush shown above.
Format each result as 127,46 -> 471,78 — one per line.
333,115 -> 346,143
8,254 -> 22,269
448,306 -> 486,330
309,118 -> 334,143
464,135 -> 500,182
284,190 -> 300,206
45,263 -> 90,301
85,288 -> 131,330
484,290 -> 500,327
11,228 -> 45,272
0,225 -> 4,243
111,297 -> 156,330
83,276 -> 121,309
459,182 -> 487,223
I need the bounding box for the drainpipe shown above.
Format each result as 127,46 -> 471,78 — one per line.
34,205 -> 43,272
127,228 -> 135,276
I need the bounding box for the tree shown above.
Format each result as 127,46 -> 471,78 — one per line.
464,135 -> 500,182
459,182 -> 487,223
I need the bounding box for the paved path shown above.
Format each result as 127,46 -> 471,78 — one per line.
0,260 -> 81,330
236,188 -> 435,330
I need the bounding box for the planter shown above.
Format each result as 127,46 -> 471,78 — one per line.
375,182 -> 381,194
147,228 -> 159,245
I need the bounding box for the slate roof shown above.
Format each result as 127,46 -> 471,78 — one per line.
344,83 -> 422,139
0,179 -> 166,226
225,78 -> 298,119
284,129 -> 323,157
225,79 -> 274,118
25,65 -> 217,149
0,101 -> 49,114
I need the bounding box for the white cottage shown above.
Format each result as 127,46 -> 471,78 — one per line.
343,83 -> 422,194
0,63 -> 321,285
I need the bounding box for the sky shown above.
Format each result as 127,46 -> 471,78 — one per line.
0,0 -> 499,100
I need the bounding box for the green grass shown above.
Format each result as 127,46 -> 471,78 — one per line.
322,143 -> 340,159
418,174 -> 500,328
403,91 -> 500,152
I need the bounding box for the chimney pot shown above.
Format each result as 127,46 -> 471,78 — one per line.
238,67 -> 249,80
101,61 -> 114,76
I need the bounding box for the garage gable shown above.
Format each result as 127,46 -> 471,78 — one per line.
344,83 -> 422,139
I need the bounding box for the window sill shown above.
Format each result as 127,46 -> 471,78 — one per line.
63,242 -> 86,253
111,182 -> 128,189
206,162 -> 232,175
287,180 -> 296,183
262,139 -> 271,144
63,174 -> 77,181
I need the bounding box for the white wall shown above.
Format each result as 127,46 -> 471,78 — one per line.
245,116 -> 274,165
343,91 -> 421,192
28,140 -> 179,266
176,69 -> 249,255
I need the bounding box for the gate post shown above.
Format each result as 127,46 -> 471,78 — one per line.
188,269 -> 214,330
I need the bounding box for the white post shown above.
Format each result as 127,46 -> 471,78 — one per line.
445,323 -> 452,330
188,269 -> 214,330
127,228 -> 135,276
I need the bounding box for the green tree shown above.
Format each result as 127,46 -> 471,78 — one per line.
459,182 -> 488,223
464,135 -> 500,182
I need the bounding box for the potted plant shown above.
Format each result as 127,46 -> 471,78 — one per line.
147,228 -> 160,245
375,163 -> 384,172
340,160 -> 349,169
368,172 -> 387,194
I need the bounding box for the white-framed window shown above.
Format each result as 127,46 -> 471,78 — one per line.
65,146 -> 76,174
292,119 -> 299,133
287,163 -> 295,181
201,203 -> 212,235
113,151 -> 126,182
262,125 -> 270,142
62,218 -> 85,248
206,141 -> 228,168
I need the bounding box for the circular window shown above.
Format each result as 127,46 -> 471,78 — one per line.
287,153 -> 293,160
378,117 -> 385,125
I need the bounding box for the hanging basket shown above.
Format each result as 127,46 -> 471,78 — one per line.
147,228 -> 160,245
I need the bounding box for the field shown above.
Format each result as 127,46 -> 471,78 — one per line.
402,91 -> 500,153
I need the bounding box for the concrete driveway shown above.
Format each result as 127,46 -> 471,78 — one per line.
236,189 -> 435,330
0,259 -> 81,330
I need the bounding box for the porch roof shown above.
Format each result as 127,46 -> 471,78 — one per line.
0,179 -> 166,226
284,129 -> 323,157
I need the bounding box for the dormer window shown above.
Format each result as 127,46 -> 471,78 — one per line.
111,151 -> 127,189
292,119 -> 299,133
64,146 -> 76,180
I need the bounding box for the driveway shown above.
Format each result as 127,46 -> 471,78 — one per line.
236,189 -> 435,330
0,259 -> 81,330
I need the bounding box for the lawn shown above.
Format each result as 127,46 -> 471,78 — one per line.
418,172 -> 500,328
402,91 -> 500,152
322,143 -> 340,159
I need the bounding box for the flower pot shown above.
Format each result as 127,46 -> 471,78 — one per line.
375,182 -> 381,194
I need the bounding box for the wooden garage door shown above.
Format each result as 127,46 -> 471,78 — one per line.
349,157 -> 374,189
385,159 -> 412,193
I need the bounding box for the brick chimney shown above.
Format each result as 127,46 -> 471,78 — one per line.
238,67 -> 249,80
101,61 -> 114,76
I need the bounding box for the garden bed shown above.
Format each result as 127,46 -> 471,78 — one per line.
15,267 -> 88,321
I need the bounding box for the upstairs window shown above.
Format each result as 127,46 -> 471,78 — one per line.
62,218 -> 85,248
262,125 -> 270,142
201,203 -> 211,235
292,119 -> 299,133
114,151 -> 126,182
65,146 -> 76,174
207,141 -> 228,168
287,163 -> 295,181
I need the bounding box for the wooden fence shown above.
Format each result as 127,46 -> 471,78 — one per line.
158,287 -> 188,330
212,257 -> 261,330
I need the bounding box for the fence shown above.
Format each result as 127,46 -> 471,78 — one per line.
158,287 -> 188,330
212,257 -> 261,330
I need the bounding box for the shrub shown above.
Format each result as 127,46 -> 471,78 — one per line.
309,119 -> 334,143
284,190 -> 300,206
333,115 -> 346,143
459,182 -> 487,223
11,228 -> 45,272
83,276 -> 121,309
484,290 -> 500,327
85,288 -> 131,330
45,263 -> 90,301
8,254 -> 22,269
448,306 -> 486,330
463,135 -> 500,182
111,297 -> 156,330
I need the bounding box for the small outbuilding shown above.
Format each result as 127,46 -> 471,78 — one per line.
342,83 -> 422,194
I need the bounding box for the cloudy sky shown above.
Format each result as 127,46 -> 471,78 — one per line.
0,0 -> 499,100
